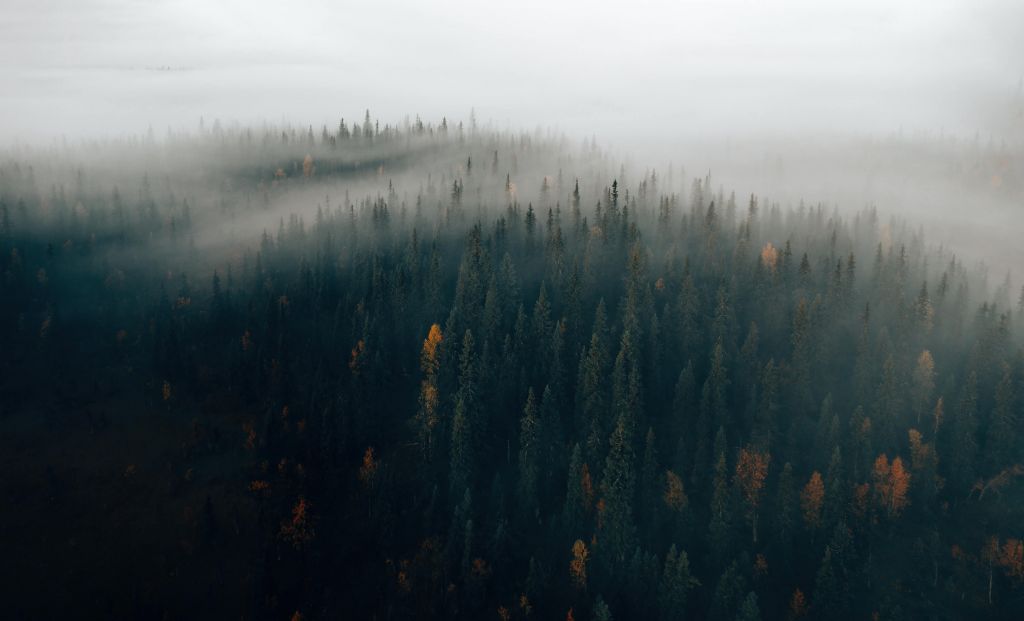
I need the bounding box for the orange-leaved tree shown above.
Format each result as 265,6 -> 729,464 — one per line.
800,471 -> 824,531
359,447 -> 380,491
280,496 -> 315,549
664,470 -> 688,512
872,454 -> 910,519
788,587 -> 807,619
416,324 -> 443,463
735,447 -> 771,542
569,539 -> 589,590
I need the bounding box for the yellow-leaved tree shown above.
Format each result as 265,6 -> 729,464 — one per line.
735,447 -> 771,543
569,539 -> 589,590
416,324 -> 443,463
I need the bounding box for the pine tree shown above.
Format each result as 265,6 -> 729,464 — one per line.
532,283 -> 553,361
579,301 -> 611,461
874,353 -> 904,452
912,350 -> 936,426
735,447 -> 771,543
709,561 -> 746,621
537,383 -> 564,503
704,339 -> 730,430
822,447 -> 846,532
563,443 -> 591,538
450,330 -> 481,498
598,413 -> 636,566
801,471 -> 824,532
914,281 -> 934,336
416,324 -> 444,464
593,596 -> 613,621
612,329 -> 643,426
451,226 -> 489,335
446,488 -> 473,569
640,427 -> 660,525
775,462 -> 797,544
695,340 -> 729,488
658,544 -> 697,621
676,261 -> 702,357
708,430 -> 733,566
811,547 -> 841,618
517,388 -> 541,521
790,298 -> 813,412
736,592 -> 761,621
945,371 -> 979,493
752,359 -> 780,451
569,539 -> 589,590
671,361 -> 697,472
985,362 -> 1019,472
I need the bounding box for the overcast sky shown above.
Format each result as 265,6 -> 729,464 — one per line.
1,0 -> 1021,147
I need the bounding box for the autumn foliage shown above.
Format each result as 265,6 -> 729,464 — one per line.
761,242 -> 779,272
872,454 -> 910,519
735,448 -> 771,508
788,588 -> 807,619
735,447 -> 771,542
280,496 -> 315,548
417,324 -> 443,461
569,540 -> 589,589
663,470 -> 687,512
359,446 -> 380,490
800,471 -> 824,530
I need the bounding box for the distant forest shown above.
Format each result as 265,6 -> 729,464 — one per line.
1,114 -> 1023,620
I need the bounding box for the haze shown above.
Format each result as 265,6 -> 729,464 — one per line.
2,0 -> 1021,146
1,0 -> 1022,274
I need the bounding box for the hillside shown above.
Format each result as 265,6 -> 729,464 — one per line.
2,118 -> 1023,619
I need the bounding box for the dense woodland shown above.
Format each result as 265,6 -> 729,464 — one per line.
2,114 -> 1023,620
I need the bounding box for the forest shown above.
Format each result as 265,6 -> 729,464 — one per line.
1,114 -> 1023,620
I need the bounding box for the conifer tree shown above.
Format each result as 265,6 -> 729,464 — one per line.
708,429 -> 733,567
985,362 -> 1019,472
417,324 -> 444,464
598,413 -> 636,566
579,301 -> 611,461
658,544 -> 697,621
945,371 -> 979,493
450,330 -> 481,498
517,388 -> 541,521
735,446 -> 770,543
563,443 -> 591,538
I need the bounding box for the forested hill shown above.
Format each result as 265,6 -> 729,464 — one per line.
1,117 -> 1023,620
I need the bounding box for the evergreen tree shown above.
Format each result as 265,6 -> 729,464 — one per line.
517,388 -> 541,521
735,592 -> 761,621
579,301 -> 611,461
708,429 -> 734,567
563,443 -> 591,538
945,371 -> 979,493
598,413 -> 637,566
450,330 -> 481,498
658,544 -> 697,621
709,561 -> 746,621
984,362 -> 1019,472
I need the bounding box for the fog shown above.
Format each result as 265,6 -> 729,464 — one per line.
2,0 -> 1022,274
3,0 -> 1021,144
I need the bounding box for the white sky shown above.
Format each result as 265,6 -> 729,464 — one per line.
0,0 -> 1021,146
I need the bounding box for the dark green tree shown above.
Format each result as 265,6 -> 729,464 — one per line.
598,413 -> 636,566
450,330 -> 481,498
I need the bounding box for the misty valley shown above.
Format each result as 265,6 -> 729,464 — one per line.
2,116 -> 1023,620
